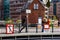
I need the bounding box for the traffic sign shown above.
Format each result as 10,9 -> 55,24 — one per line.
44,24 -> 50,29
6,24 -> 14,34
44,24 -> 50,33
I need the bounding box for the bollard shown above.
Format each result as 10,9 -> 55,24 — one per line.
52,23 -> 53,33
42,24 -> 44,32
36,26 -> 38,33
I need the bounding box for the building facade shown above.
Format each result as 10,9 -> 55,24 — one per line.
3,0 -> 10,20
20,0 -> 45,24
51,0 -> 58,16
0,0 -> 4,20
49,3 -> 54,19
10,0 -> 45,24
27,0 -> 45,24
49,3 -> 53,15
49,0 -> 60,22
56,2 -> 60,22
0,0 -> 28,20
51,0 -> 60,2
10,0 -> 27,21
0,0 -> 45,24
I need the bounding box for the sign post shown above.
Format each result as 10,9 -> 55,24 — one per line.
6,24 -> 14,34
26,9 -> 31,32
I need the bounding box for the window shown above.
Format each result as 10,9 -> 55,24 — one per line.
34,4 -> 38,10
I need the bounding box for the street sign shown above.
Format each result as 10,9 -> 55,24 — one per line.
44,24 -> 50,33
44,24 -> 50,29
26,9 -> 31,14
6,24 -> 14,34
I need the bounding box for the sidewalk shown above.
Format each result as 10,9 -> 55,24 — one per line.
0,27 -> 60,33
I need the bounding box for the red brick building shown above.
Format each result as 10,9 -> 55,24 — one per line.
21,0 -> 45,24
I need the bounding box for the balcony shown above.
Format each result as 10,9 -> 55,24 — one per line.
10,11 -> 20,13
11,15 -> 20,16
10,13 -> 20,15
11,16 -> 19,18
10,2 -> 26,6
10,11 -> 17,13
10,4 -> 24,7
10,7 -> 23,10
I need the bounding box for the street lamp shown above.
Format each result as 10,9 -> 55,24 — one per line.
26,9 -> 31,32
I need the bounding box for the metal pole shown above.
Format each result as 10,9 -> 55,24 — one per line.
52,16 -> 53,33
36,24 -> 38,33
52,34 -> 53,40
42,24 -> 44,32
0,37 -> 2,40
36,26 -> 38,33
41,35 -> 42,40
15,36 -> 16,40
26,14 -> 28,32
19,23 -> 20,33
19,15 -> 21,33
52,23 -> 53,33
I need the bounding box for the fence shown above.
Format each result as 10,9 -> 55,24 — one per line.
0,23 -> 60,33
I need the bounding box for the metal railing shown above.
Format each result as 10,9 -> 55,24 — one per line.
0,35 -> 60,40
0,23 -> 60,34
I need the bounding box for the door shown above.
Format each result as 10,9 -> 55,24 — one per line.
38,17 -> 42,25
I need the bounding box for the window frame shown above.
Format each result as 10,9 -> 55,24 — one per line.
34,4 -> 38,10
